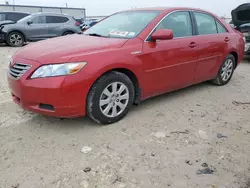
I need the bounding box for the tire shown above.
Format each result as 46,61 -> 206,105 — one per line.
87,71 -> 135,124
62,31 -> 74,36
211,54 -> 236,86
7,32 -> 24,47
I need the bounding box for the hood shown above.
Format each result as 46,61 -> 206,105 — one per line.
15,34 -> 128,64
0,20 -> 15,27
231,3 -> 250,27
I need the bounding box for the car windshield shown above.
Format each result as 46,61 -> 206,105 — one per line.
84,11 -> 160,39
0,14 -> 6,21
17,15 -> 33,23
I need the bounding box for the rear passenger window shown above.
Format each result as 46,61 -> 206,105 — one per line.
156,11 -> 193,38
216,21 -> 227,33
46,16 -> 69,23
194,12 -> 217,35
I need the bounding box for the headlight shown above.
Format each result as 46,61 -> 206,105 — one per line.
31,62 -> 87,79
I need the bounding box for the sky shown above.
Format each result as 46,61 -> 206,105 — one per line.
0,0 -> 248,17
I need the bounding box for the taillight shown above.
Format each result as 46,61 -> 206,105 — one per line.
75,21 -> 80,26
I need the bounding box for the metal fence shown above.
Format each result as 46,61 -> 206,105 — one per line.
0,4 -> 86,19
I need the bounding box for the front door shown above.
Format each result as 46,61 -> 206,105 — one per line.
140,11 -> 199,97
26,15 -> 49,40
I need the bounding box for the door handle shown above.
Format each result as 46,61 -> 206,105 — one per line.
224,37 -> 230,42
188,42 -> 197,48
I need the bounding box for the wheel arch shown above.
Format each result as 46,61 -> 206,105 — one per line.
90,67 -> 141,104
229,51 -> 238,68
62,30 -> 75,35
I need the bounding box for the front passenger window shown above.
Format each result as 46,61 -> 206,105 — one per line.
156,11 -> 193,38
32,16 -> 46,24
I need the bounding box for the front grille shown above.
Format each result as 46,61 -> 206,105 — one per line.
9,63 -> 31,79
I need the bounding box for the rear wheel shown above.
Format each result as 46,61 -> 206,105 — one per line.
7,32 -> 24,47
87,71 -> 135,124
62,31 -> 74,36
211,54 -> 236,86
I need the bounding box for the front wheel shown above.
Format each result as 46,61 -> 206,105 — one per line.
211,54 -> 236,86
7,32 -> 24,47
87,71 -> 135,124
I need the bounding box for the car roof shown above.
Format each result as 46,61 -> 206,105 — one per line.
121,7 -> 213,14
31,12 -> 70,17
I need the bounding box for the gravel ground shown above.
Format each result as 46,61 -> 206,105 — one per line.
0,44 -> 250,188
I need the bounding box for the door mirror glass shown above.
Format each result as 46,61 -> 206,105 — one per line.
151,29 -> 174,41
27,20 -> 33,25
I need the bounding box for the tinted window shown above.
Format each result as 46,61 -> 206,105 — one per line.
156,11 -> 192,38
0,14 -> 6,21
7,13 -> 28,22
194,12 -> 217,35
216,21 -> 227,33
46,16 -> 69,23
32,16 -> 46,24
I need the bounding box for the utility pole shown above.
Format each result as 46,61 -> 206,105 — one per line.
66,3 -> 68,7
12,0 -> 15,5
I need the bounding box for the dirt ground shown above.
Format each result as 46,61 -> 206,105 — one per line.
0,44 -> 250,188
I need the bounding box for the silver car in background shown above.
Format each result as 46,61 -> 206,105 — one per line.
0,12 -> 82,47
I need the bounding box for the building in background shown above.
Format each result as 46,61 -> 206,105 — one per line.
0,4 -> 86,19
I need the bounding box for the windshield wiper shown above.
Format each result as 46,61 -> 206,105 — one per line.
85,33 -> 107,37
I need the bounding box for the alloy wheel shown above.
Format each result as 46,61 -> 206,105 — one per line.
9,34 -> 23,46
221,59 -> 234,82
99,82 -> 129,118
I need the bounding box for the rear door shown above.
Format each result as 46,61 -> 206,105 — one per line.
192,11 -> 230,82
26,15 -> 49,40
45,16 -> 69,37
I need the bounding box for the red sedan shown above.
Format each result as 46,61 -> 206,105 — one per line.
7,7 -> 244,124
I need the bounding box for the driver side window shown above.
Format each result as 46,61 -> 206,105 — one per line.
156,11 -> 193,38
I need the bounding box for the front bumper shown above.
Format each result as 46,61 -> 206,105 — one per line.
0,31 -> 6,43
7,57 -> 90,118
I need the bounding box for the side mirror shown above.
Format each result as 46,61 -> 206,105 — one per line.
151,29 -> 174,41
27,20 -> 33,25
